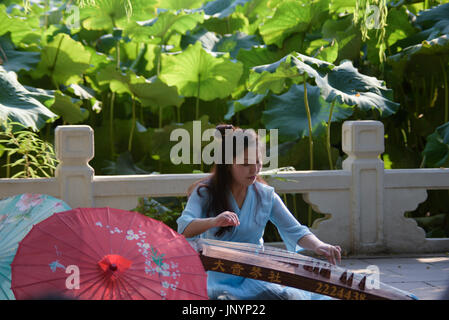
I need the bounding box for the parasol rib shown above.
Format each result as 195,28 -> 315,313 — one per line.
125,267 -> 208,298
119,273 -> 160,299
16,242 -> 97,267
55,211 -> 105,261
116,209 -> 138,257
12,270 -> 101,290
51,214 -> 102,262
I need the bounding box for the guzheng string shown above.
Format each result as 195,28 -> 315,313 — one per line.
195,238 -> 417,299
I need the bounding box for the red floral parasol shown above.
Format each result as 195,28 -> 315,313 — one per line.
11,207 -> 208,300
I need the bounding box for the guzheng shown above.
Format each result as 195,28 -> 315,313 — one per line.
189,238 -> 418,300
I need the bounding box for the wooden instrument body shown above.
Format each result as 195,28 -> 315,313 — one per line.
190,239 -> 416,300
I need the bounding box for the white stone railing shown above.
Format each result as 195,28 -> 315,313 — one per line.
1,121 -> 448,254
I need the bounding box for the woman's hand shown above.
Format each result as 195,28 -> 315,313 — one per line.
314,243 -> 342,265
181,211 -> 239,238
213,211 -> 240,227
298,234 -> 342,265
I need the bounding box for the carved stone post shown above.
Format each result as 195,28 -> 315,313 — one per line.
55,125 -> 94,208
342,121 -> 385,254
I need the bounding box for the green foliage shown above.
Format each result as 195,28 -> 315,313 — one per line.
133,196 -> 182,231
0,120 -> 58,178
422,121 -> 449,167
1,0 -> 449,239
262,83 -> 352,141
0,66 -> 57,131
160,41 -> 243,101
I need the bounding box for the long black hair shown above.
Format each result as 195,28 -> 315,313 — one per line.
187,124 -> 267,237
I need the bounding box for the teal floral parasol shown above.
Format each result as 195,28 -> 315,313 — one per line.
0,193 -> 71,300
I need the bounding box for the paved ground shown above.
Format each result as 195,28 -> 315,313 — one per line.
339,253 -> 449,300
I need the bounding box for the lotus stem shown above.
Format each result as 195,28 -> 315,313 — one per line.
303,74 -> 314,226
441,59 -> 448,123
196,53 -> 202,120
303,74 -> 313,170
157,46 -> 162,76
326,100 -> 336,170
159,105 -> 163,129
128,97 -> 136,152
109,91 -> 115,157
50,35 -> 65,89
6,152 -> 10,178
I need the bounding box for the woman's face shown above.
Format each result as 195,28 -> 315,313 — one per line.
230,147 -> 262,188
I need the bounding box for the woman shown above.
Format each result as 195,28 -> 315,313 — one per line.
177,124 -> 341,300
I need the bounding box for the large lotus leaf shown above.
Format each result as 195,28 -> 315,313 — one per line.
248,55 -> 304,94
385,7 -> 417,48
214,33 -> 260,58
365,7 -> 417,66
415,3 -> 449,34
129,76 -> 184,108
0,67 -> 57,131
199,0 -> 252,18
235,0 -> 274,19
0,33 -> 40,73
122,42 -> 157,75
225,90 -> 268,120
389,4 -> 449,57
237,46 -> 286,70
251,53 -> 399,116
120,0 -> 158,22
50,91 -> 89,124
97,63 -> 183,107
81,0 -> 130,30
97,63 -> 136,95
262,83 -> 353,141
259,0 -> 330,47
422,121 -> 449,168
33,33 -> 91,86
23,86 -> 55,108
388,34 -> 449,64
97,62 -> 158,96
197,0 -> 272,35
305,38 -> 338,64
183,29 -> 260,58
160,41 -> 243,101
387,34 -> 449,83
276,128 -> 341,171
131,10 -> 204,44
102,151 -> 150,175
329,0 -> 356,14
160,0 -> 205,10
294,55 -> 400,116
321,14 -> 361,63
181,29 -> 221,52
67,84 -> 95,100
141,115 -> 214,170
201,11 -> 249,35
0,4 -> 41,45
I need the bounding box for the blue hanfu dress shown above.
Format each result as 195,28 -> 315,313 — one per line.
177,181 -> 331,300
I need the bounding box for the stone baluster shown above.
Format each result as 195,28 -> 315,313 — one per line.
55,125 -> 94,208
342,121 -> 385,254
